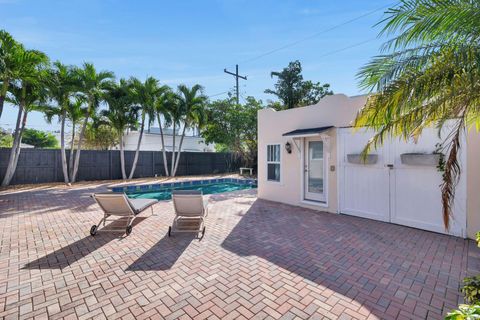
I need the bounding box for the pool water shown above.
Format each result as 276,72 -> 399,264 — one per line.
127,182 -> 256,201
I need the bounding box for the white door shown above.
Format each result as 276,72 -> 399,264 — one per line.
304,138 -> 326,202
389,130 -> 467,236
339,129 -> 390,222
338,127 -> 466,237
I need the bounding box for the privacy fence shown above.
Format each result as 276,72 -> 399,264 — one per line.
0,149 -> 242,185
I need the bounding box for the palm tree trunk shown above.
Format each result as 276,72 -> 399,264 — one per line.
2,107 -> 26,186
172,125 -> 187,176
119,134 -> 127,180
60,110 -> 70,184
170,122 -> 176,175
0,79 -> 9,119
10,112 -> 27,178
68,123 -> 76,180
70,116 -> 88,183
128,113 -> 145,179
157,114 -> 169,176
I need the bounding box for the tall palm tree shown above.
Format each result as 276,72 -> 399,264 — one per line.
354,0 -> 480,229
128,76 -> 163,179
102,80 -> 138,179
0,30 -> 23,119
45,61 -> 77,184
65,97 -> 86,180
154,88 -> 174,176
71,62 -> 114,183
2,51 -> 50,186
172,84 -> 207,176
165,92 -> 183,176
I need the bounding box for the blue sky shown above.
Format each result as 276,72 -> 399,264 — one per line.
0,0 -> 393,131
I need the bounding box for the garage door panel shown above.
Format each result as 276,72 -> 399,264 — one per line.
390,168 -> 446,233
339,127 -> 467,237
341,166 -> 390,222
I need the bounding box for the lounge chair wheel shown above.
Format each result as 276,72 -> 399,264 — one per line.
168,226 -> 172,237
90,225 -> 97,236
126,225 -> 132,236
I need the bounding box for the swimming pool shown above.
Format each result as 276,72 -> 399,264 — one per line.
110,178 -> 257,201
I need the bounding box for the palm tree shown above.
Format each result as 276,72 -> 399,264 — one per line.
0,30 -> 23,119
65,97 -> 86,180
154,88 -> 174,176
172,84 -> 207,176
2,49 -> 50,186
128,76 -> 163,179
71,63 -> 114,183
165,92 -> 183,176
102,80 -> 138,179
45,61 -> 77,184
354,0 -> 480,229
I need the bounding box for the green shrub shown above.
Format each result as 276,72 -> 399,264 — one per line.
445,304 -> 480,319
462,276 -> 480,304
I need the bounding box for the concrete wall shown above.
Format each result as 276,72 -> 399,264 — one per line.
121,132 -> 215,152
467,129 -> 480,238
257,94 -> 367,213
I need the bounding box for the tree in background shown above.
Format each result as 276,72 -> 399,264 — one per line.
128,77 -> 165,179
102,79 -> 139,179
172,84 -> 207,176
22,128 -> 58,148
0,30 -> 24,119
154,89 -> 174,177
0,129 -> 13,147
265,60 -> 332,109
65,97 -> 86,181
202,95 -> 262,168
45,61 -> 78,184
83,122 -> 120,150
1,49 -> 49,186
71,63 -> 114,183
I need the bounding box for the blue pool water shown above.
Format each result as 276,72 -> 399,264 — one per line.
127,182 -> 256,201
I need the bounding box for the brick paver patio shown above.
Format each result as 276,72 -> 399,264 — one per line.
1,180 -> 479,319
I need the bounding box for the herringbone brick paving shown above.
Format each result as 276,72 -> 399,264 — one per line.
0,180 -> 479,319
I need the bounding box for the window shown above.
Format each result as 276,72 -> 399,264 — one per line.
267,144 -> 281,182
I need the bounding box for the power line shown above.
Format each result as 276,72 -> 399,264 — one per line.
239,3 -> 395,65
317,37 -> 377,58
208,91 -> 229,98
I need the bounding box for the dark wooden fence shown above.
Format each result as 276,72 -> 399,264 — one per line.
0,148 -> 241,185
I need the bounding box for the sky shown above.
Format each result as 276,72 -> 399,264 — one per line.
0,0 -> 395,131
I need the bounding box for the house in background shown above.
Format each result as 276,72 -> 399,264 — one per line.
257,94 -> 480,239
120,127 -> 215,152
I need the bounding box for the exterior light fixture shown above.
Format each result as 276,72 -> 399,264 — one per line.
285,141 -> 292,154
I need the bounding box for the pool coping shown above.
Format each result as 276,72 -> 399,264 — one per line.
109,177 -> 257,193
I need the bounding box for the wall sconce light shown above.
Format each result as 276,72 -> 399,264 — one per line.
285,141 -> 292,154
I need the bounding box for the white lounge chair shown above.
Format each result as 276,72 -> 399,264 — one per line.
168,190 -> 208,239
91,193 -> 157,236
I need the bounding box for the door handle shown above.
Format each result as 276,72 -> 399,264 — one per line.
386,164 -> 394,169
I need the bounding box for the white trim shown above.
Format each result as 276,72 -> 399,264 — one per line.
266,143 -> 282,184
300,137 -> 329,206
284,133 -> 323,138
301,200 -> 329,208
336,129 -> 341,214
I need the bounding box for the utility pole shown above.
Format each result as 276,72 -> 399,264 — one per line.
224,64 -> 247,105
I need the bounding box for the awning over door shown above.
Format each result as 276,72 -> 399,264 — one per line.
282,126 -> 334,138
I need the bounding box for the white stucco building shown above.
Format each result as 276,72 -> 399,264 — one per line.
258,94 -> 480,239
120,127 -> 215,152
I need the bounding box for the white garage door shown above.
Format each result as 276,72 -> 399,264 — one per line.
338,127 -> 467,237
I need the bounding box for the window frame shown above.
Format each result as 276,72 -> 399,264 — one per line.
266,143 -> 281,183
